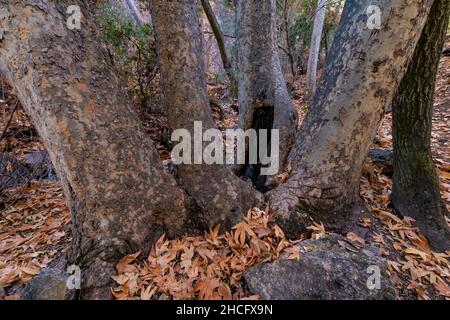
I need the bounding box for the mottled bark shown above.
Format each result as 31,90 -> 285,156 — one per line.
236,0 -> 298,186
392,0 -> 450,252
306,0 -> 327,96
0,0 -> 193,299
201,0 -> 237,92
150,0 -> 262,229
269,0 -> 434,237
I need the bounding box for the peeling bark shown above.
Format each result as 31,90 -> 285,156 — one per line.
236,0 -> 298,186
150,0 -> 262,230
0,0 -> 193,299
392,0 -> 450,252
269,0 -> 434,237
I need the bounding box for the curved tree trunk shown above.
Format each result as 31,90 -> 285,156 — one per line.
151,0 -> 263,230
200,0 -> 237,92
0,0 -> 193,299
236,0 -> 298,188
269,0 -> 434,237
306,0 -> 327,96
392,0 -> 450,252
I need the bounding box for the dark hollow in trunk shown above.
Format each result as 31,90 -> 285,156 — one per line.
243,107 -> 274,192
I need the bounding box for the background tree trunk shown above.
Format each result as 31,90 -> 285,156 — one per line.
235,0 -> 298,189
0,0 -> 193,299
123,0 -> 144,26
201,0 -> 237,93
151,0 -> 262,230
269,0 -> 434,237
306,0 -> 327,96
392,0 -> 450,252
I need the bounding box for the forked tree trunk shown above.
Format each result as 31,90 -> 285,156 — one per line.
151,0 -> 263,229
392,0 -> 450,252
269,0 -> 434,237
306,0 -> 327,96
0,0 -> 193,299
235,0 -> 298,187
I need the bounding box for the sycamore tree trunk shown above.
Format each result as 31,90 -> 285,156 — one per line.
306,0 -> 327,96
269,0 -> 434,237
236,0 -> 298,188
0,0 -> 194,299
151,0 -> 263,229
392,0 -> 450,252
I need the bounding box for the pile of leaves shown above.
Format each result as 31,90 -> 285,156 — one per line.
360,160 -> 450,300
0,182 -> 71,293
111,207 -> 314,300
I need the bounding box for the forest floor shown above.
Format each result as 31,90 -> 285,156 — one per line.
0,44 -> 449,300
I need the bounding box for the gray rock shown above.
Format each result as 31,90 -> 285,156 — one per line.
244,234 -> 396,300
368,148 -> 394,175
0,286 -> 5,298
24,151 -> 58,181
0,153 -> 30,191
21,268 -> 68,300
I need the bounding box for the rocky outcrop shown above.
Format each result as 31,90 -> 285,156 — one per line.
244,234 -> 396,300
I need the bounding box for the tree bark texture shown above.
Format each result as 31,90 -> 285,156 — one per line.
392,0 -> 450,252
0,0 -> 194,299
269,0 -> 435,237
151,0 -> 263,230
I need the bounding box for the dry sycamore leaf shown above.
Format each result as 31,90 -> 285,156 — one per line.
346,232 -> 365,246
434,277 -> 450,297
20,266 -> 40,276
375,209 -> 403,224
359,218 -> 372,228
307,222 -> 326,240
379,248 -> 390,256
140,285 -> 158,300
284,246 -> 300,261
387,261 -> 402,273
233,221 -> 255,246
372,232 -> 385,244
194,277 -> 221,300
404,247 -> 429,261
408,234 -> 432,254
116,252 -> 140,274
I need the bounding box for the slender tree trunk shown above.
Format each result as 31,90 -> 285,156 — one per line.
151,0 -> 263,229
123,0 -> 144,26
0,0 -> 194,299
236,0 -> 298,187
269,0 -> 434,237
200,0 -> 237,92
283,0 -> 296,82
392,0 -> 450,252
306,0 -> 327,96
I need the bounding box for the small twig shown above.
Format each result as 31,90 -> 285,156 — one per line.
0,99 -> 19,142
